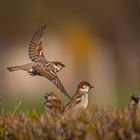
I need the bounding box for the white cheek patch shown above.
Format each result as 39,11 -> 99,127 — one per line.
80,86 -> 89,92
39,51 -> 43,56
54,65 -> 62,71
47,96 -> 57,100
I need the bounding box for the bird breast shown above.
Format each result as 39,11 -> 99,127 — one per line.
74,93 -> 88,110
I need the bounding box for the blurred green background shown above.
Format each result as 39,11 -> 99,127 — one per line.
0,0 -> 140,113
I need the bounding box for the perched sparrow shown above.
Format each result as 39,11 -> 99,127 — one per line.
129,94 -> 140,106
124,94 -> 140,115
7,25 -> 71,99
44,92 -> 64,113
64,81 -> 93,112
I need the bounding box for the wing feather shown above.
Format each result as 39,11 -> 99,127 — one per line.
44,92 -> 64,113
33,64 -> 71,99
28,25 -> 48,63
65,94 -> 83,110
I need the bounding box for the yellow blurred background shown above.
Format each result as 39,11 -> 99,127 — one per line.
0,0 -> 140,111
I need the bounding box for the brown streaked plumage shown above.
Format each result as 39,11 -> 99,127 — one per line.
33,64 -> 71,99
7,25 -> 71,99
44,92 -> 64,113
28,24 -> 48,64
28,25 -> 66,73
7,25 -> 66,74
64,81 -> 93,112
124,94 -> 140,115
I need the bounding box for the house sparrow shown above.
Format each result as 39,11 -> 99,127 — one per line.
44,92 -> 64,113
64,81 -> 94,112
7,25 -> 65,74
129,94 -> 140,106
124,94 -> 140,115
7,25 -> 71,99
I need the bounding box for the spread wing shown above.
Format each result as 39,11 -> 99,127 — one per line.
33,64 -> 71,99
28,25 -> 48,63
64,93 -> 83,111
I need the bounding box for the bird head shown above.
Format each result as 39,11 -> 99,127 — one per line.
78,81 -> 94,93
130,94 -> 140,105
43,92 -> 57,100
53,61 -> 66,72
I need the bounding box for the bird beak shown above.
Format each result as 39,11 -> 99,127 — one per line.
62,64 -> 66,67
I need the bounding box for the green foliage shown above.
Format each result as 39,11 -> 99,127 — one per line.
1,106 -> 140,140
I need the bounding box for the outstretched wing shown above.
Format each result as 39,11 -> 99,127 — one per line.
28,25 -> 48,63
33,64 -> 71,99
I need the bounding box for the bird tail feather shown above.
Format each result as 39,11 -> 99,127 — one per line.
7,66 -> 21,72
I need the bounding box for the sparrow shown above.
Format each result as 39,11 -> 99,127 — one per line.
7,25 -> 65,74
44,92 -> 64,113
129,94 -> 140,107
64,81 -> 94,112
124,94 -> 140,116
7,25 -> 71,99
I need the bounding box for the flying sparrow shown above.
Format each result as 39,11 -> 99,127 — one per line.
44,92 -> 64,113
7,25 -> 71,99
7,25 -> 65,74
28,25 -> 66,73
64,81 -> 93,112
